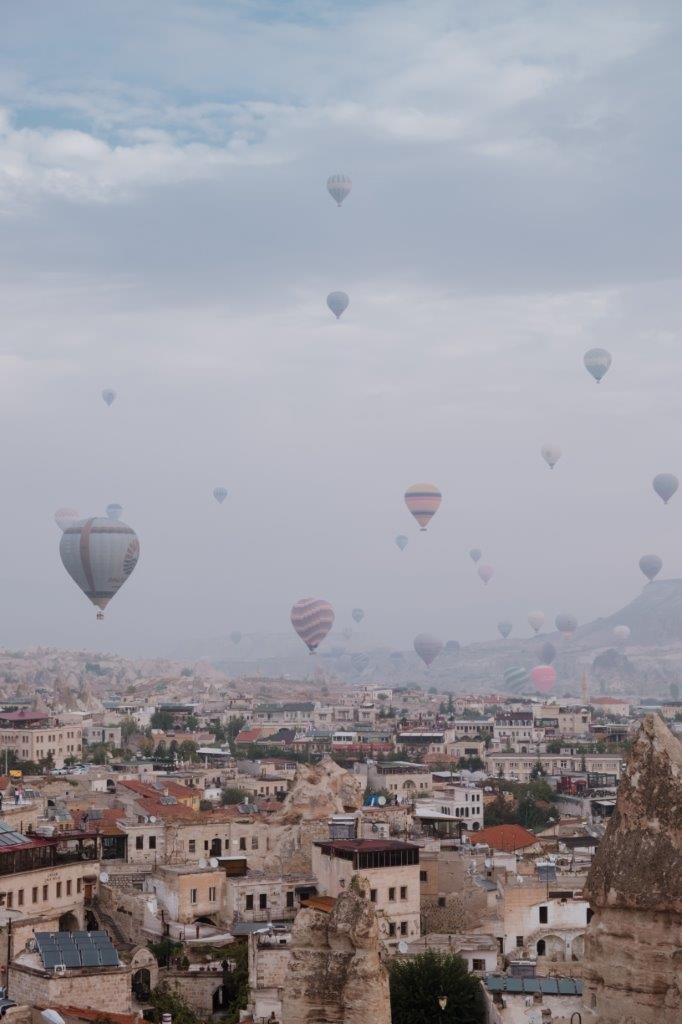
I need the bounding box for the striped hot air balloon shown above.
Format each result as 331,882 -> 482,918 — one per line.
504,666 -> 529,692
413,633 -> 443,667
404,483 -> 442,531
290,598 -> 335,653
60,516 -> 140,619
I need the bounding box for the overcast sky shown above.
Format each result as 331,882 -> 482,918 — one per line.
1,0 -> 682,658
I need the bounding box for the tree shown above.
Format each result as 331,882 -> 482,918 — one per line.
222,787 -> 248,805
389,950 -> 486,1024
149,982 -> 201,1024
530,760 -> 545,780
150,708 -> 174,731
121,717 -> 139,742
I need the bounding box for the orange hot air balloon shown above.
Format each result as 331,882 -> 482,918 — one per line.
290,598 -> 335,653
404,483 -> 442,531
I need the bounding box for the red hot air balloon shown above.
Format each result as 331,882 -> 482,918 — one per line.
290,598 -> 335,653
404,483 -> 442,531
478,564 -> 494,585
531,664 -> 556,694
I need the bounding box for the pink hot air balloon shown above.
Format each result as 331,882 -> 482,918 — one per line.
531,664 -> 556,694
290,598 -> 335,653
54,507 -> 79,532
478,564 -> 494,586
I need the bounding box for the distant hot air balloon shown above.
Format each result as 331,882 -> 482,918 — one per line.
652,473 -> 678,505
541,444 -> 562,469
60,515 -> 140,619
504,666 -> 529,692
352,608 -> 364,624
583,347 -> 612,383
528,610 -> 545,634
230,630 -> 242,645
342,628 -> 352,641
290,598 -> 335,653
106,503 -> 123,521
498,620 -> 512,639
351,652 -> 369,674
531,664 -> 556,694
213,487 -> 228,504
413,633 -> 444,668
613,624 -> 631,642
445,640 -> 460,655
102,389 -> 116,407
54,507 -> 79,532
469,548 -> 482,563
555,612 -> 577,638
539,641 -> 556,665
639,554 -> 662,582
404,483 -> 442,531
478,564 -> 494,585
327,291 -> 349,319
395,535 -> 408,551
327,174 -> 352,206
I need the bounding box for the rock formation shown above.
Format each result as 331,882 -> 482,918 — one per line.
583,714 -> 682,1023
272,755 -> 364,825
282,890 -> 391,1024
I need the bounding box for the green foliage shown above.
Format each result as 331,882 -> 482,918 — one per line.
121,716 -> 140,742
149,982 -> 203,1024
457,756 -> 485,771
530,760 -> 545,780
85,742 -> 109,765
221,787 -> 249,805
389,950 -> 486,1024
151,708 -> 174,730
148,937 -> 183,967
185,714 -> 199,731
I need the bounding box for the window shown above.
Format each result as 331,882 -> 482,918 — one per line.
190,888 -> 197,905
188,840 -> 196,854
539,906 -> 548,924
42,885 -> 48,901
286,891 -> 294,909
66,880 -> 72,897
239,837 -> 246,851
400,886 -> 407,900
136,836 -> 144,850
370,889 -> 377,903
31,886 -> 38,904
259,893 -> 267,910
77,879 -> 82,894
472,959 -> 485,972
209,886 -> 216,902
516,936 -> 524,948
388,923 -> 396,937
388,887 -> 396,901
400,921 -> 408,936
149,835 -> 157,850
245,894 -> 254,910
420,871 -> 427,882
251,836 -> 259,850
6,892 -> 12,909
56,882 -> 62,899
18,890 -> 24,907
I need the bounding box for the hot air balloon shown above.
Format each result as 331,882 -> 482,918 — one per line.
290,598 -> 335,653
352,608 -> 364,624
106,503 -> 123,521
342,628 -> 352,641
327,291 -> 349,319
213,487 -> 228,504
528,610 -> 545,634
639,554 -> 662,582
498,620 -> 512,639
230,630 -> 242,645
54,507 -> 79,532
327,174 -> 352,206
445,640 -> 460,655
413,633 -> 443,668
478,564 -> 494,585
613,624 -> 631,642
541,444 -> 562,469
652,473 -> 678,505
395,535 -> 408,551
102,389 -> 116,407
469,548 -> 482,563
555,612 -> 577,638
351,652 -> 369,673
539,641 -> 556,665
404,483 -> 442,531
583,347 -> 612,383
504,666 -> 529,692
531,664 -> 556,694
60,516 -> 140,619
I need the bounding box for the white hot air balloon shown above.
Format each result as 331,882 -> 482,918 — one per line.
541,444 -> 562,469
613,624 -> 631,642
326,174 -> 352,206
327,291 -> 349,319
54,507 -> 79,532
60,516 -> 140,620
583,347 -> 612,383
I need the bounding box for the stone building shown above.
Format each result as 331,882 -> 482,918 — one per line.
0,711 -> 82,768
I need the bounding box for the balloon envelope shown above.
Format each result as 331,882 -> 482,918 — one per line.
653,473 -> 678,504
290,598 -> 335,653
101,388 -> 116,407
639,554 -> 662,582
106,503 -> 123,521
413,633 -> 443,667
504,666 -> 529,692
469,548 -> 482,563
327,174 -> 352,206
395,535 -> 408,551
498,620 -> 512,639
583,347 -> 612,383
327,291 -> 349,318
541,444 -> 561,469
352,608 -> 364,624
230,630 -> 242,645
555,612 -> 577,638
60,516 -> 139,615
445,640 -> 460,655
213,487 -> 228,504
528,610 -> 545,634
539,641 -> 556,665
478,564 -> 494,585
55,507 -> 79,532
531,664 -> 556,694
613,624 -> 631,642
404,483 -> 442,530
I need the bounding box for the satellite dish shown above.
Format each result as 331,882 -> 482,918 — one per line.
378,796 -> 387,806
99,871 -> 109,884
209,857 -> 219,868
198,858 -> 208,869
398,940 -> 409,954
149,815 -> 157,824
42,1013 -> 66,1024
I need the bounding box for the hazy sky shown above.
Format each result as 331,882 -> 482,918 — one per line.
2,0 -> 682,657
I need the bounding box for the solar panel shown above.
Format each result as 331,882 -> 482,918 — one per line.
80,948 -> 100,967
55,932 -> 73,945
41,950 -> 62,970
523,978 -> 541,993
99,947 -> 119,967
73,931 -> 91,942
62,947 -> 81,969
557,979 -> 576,995
506,978 -> 524,993
540,978 -> 559,995
91,932 -> 110,945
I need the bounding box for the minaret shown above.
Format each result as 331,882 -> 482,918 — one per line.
581,670 -> 589,706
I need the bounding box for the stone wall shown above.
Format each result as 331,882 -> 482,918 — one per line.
8,963 -> 132,1014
